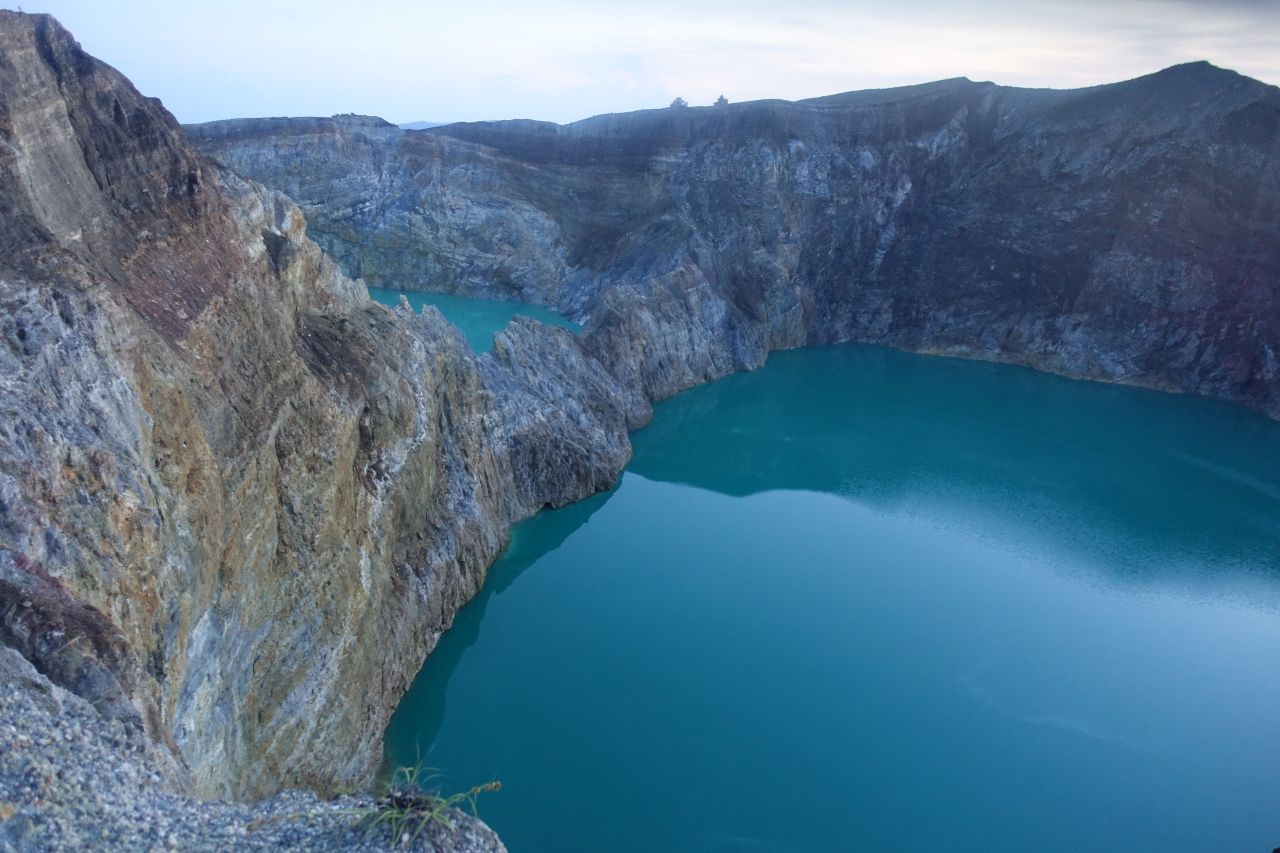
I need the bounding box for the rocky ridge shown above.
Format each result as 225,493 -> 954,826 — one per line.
0,10 -> 645,843
190,64 -> 1280,414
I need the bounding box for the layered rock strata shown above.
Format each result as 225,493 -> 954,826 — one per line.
190,66 -> 1280,414
0,10 -> 644,822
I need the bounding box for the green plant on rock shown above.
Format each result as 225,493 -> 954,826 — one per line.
355,765 -> 501,849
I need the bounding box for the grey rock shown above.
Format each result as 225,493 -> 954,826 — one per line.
0,10 -> 626,832
189,64 -> 1280,416
0,648 -> 506,851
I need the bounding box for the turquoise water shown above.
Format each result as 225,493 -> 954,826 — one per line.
384,343 -> 1280,853
366,286 -> 578,352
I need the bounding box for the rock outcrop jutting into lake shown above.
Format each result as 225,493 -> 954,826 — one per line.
189,67 -> 1280,414
0,11 -> 643,829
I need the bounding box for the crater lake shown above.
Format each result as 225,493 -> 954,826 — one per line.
385,336 -> 1280,853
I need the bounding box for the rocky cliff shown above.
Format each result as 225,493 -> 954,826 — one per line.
0,10 -> 645,825
189,65 -> 1280,414
5,7 -> 1279,846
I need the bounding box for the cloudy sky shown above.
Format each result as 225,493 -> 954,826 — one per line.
14,0 -> 1280,125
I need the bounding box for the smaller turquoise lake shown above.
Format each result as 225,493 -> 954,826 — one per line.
366,286 -> 578,352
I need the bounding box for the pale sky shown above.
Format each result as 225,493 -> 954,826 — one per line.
11,0 -> 1280,125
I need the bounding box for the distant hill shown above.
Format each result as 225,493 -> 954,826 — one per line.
399,120 -> 447,130
189,62 -> 1280,415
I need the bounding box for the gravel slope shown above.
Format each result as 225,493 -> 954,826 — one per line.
0,649 -> 506,852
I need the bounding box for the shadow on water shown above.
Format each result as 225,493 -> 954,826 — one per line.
629,344 -> 1280,586
381,486 -> 618,777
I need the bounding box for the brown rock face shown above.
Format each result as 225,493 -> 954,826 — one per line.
0,11 -> 641,803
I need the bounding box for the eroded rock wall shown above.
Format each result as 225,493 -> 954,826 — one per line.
190,66 -> 1280,415
0,11 -> 644,805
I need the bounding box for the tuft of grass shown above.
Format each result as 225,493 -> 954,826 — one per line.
243,766 -> 500,847
354,765 -> 501,849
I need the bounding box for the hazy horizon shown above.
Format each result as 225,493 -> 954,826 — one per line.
11,0 -> 1280,125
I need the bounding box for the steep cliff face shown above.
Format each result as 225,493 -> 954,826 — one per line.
0,10 -> 644,808
5,5 -> 1277,831
189,65 -> 1280,414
